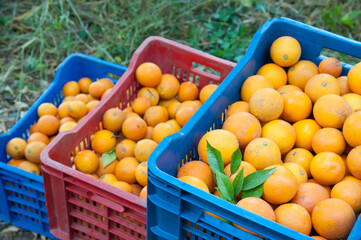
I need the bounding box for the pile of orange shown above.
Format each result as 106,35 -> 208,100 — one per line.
177,36 -> 361,239
71,62 -> 219,200
6,77 -> 114,175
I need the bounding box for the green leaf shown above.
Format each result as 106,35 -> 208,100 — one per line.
230,148 -> 242,175
241,184 -> 264,199
242,167 -> 276,191
214,171 -> 234,203
233,167 -> 244,198
102,148 -> 117,168
206,140 -> 224,174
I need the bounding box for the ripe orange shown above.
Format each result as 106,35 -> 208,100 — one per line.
307,179 -> 332,195
284,148 -> 314,176
177,161 -> 215,193
121,116 -> 147,141
198,129 -> 239,166
78,77 -> 92,93
96,157 -> 119,176
292,119 -> 321,151
225,101 -> 249,118
135,161 -> 148,187
304,73 -> 340,103
262,119 -> 296,154
156,74 -> 180,100
331,180 -> 361,213
58,121 -> 77,132
166,119 -> 181,132
249,88 -> 284,122
88,81 -> 106,99
99,174 -> 118,185
313,94 -> 352,129
312,198 -> 356,239
310,152 -> 345,185
91,130 -> 116,154
312,128 -> 346,155
74,93 -> 91,104
282,162 -> 308,185
111,181 -> 133,194
137,87 -> 160,106
178,176 -> 209,193
262,165 -> 298,204
318,57 -> 342,78
57,102 -> 70,119
101,88 -> 112,100
30,123 -> 39,134
343,111 -> 361,147
342,175 -> 361,186
244,138 -> 282,170
175,106 -> 197,127
240,75 -> 274,102
63,81 -> 80,97
37,115 -> 60,136
347,146 -> 361,179
144,126 -> 154,139
134,139 -> 158,162
98,78 -> 114,90
115,157 -> 139,184
167,101 -> 181,119
287,60 -> 318,90
158,98 -> 179,109
6,138 -> 27,160
347,62 -> 361,94
132,97 -> 151,115
274,203 -> 312,235
280,90 -> 312,122
222,112 -> 261,150
115,139 -> 136,160
130,183 -> 143,196
224,161 -> 256,182
257,63 -> 287,89
59,117 -> 75,126
152,122 -> 177,144
342,93 -> 361,112
74,150 -> 99,174
27,132 -> 50,145
102,108 -> 126,132
337,76 -> 351,95
17,161 -> 40,175
270,36 -> 301,67
291,182 -> 330,214
37,103 -> 57,117
139,186 -> 147,200
68,100 -> 87,119
199,84 -> 218,103
177,82 -> 199,102
277,84 -> 302,95
143,106 -> 169,127
7,159 -> 26,167
135,62 -> 162,87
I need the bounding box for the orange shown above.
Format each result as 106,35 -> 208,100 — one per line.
343,111 -> 361,147
222,112 -> 261,150
178,176 -> 209,193
177,82 -> 199,102
121,117 -> 147,141
137,87 -> 160,106
156,74 -> 180,100
7,159 -> 26,167
139,186 -> 147,200
86,100 -> 99,113
74,150 -> 99,174
175,106 -> 197,127
198,129 -> 239,166
135,161 -> 148,187
347,61 -> 361,94
304,73 -> 340,103
37,103 -> 57,117
125,112 -> 140,119
262,165 -> 298,204
331,180 -> 361,213
342,175 -> 361,186
78,77 -> 92,93
177,161 -> 215,193
96,157 -> 119,176
312,128 -> 345,155
17,161 -> 40,175
274,203 -> 312,235
225,101 -> 249,118
131,97 -> 151,115
99,173 -> 118,185
337,76 -> 351,95
244,138 -> 282,170
98,78 -> 114,90
115,139 -> 136,160
318,57 -> 342,78
167,101 -> 182,119
91,130 -> 116,154
68,100 -> 87,119
310,236 -> 327,240
240,75 -> 274,102
74,93 -> 91,104
287,60 -> 318,90
312,198 -> 356,239
199,84 -> 218,103
62,96 -> 75,102
144,126 -> 154,139
59,117 -> 76,126
277,84 -> 302,95
30,123 -> 39,134
88,81 -> 106,99
130,183 -> 143,196
115,157 -> 139,184
307,179 -> 332,195
123,106 -> 133,115
282,162 -> 308,185
310,152 -> 345,185
249,88 -> 283,122
262,119 -> 296,154
280,90 -> 312,122
62,81 -> 80,97
284,148 -> 313,176
6,138 -> 27,159
152,122 -> 177,144
86,173 -> 99,179
143,106 -> 169,127
225,161 -> 256,182
58,121 -> 77,132
37,115 -> 60,136
27,132 -> 50,145
111,181 -> 133,194
270,36 -> 301,67
134,139 -> 158,162
342,93 -> 361,112
179,100 -> 202,110
313,94 -> 352,128
158,98 -> 179,109
257,63 -> 287,89
347,146 -> 361,179
135,62 -> 162,87
101,88 -> 112,100
166,119 -> 181,132
291,182 -> 330,214
102,108 -> 126,132
292,119 -> 321,151
57,102 -> 70,119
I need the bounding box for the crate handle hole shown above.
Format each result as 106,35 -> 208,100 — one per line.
192,62 -> 221,77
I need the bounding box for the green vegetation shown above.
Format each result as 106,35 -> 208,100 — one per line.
1,0 -> 361,133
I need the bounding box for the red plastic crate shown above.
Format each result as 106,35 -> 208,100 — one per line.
40,36 -> 236,240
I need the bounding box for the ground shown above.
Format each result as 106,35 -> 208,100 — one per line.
0,0 -> 361,239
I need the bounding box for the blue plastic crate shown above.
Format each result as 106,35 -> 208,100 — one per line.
147,17 -> 361,240
0,53 -> 127,239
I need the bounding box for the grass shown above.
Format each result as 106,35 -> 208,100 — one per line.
1,0 -> 361,133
